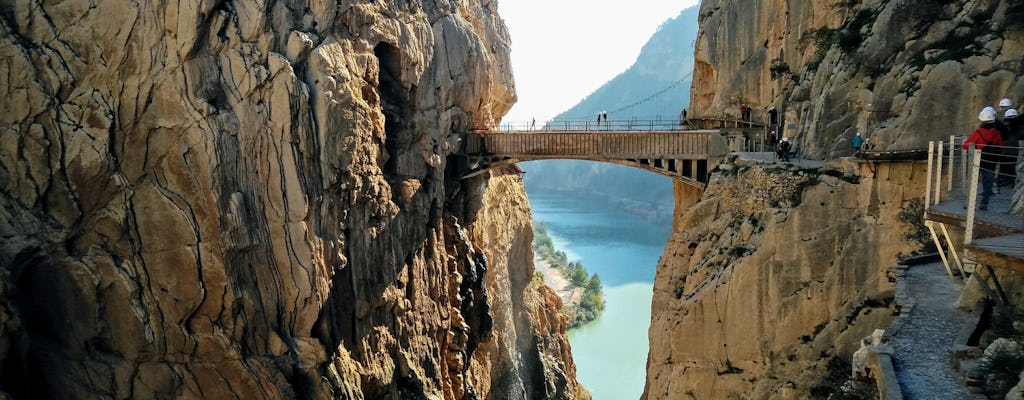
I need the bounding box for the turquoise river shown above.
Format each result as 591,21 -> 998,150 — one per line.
527,191 -> 672,399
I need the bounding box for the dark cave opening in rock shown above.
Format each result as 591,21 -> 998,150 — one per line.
375,42 -> 415,179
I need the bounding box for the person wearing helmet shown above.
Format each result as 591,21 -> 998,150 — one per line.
999,108 -> 1020,189
998,98 -> 1013,112
777,136 -> 792,162
989,104 -> 1013,193
962,108 -> 1004,210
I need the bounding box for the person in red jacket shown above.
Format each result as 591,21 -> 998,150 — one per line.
962,107 -> 1005,210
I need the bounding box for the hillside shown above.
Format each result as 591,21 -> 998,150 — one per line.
522,6 -> 700,221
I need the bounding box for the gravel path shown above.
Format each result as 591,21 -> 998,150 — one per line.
889,261 -> 981,399
534,257 -> 578,304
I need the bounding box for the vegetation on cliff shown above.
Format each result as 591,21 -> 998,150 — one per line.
533,223 -> 605,327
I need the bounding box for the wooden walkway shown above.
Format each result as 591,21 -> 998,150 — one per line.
921,139 -> 1023,281
968,233 -> 1024,273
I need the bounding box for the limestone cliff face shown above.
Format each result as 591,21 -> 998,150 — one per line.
644,160 -> 926,399
691,0 -> 1024,157
0,1 -> 585,399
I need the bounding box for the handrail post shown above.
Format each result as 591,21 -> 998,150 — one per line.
926,141 -> 934,208
960,140 -> 968,196
947,135 -> 955,195
965,146 -> 980,245
934,141 -> 944,205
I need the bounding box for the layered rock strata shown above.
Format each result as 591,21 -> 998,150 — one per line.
0,1 -> 586,398
645,159 -> 926,399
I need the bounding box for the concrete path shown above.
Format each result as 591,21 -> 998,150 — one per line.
888,261 -> 984,399
733,151 -> 826,168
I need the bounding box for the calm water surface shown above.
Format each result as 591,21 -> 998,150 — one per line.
528,192 -> 671,400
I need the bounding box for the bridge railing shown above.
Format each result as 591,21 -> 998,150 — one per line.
495,118 -> 687,132
493,116 -> 764,132
464,131 -> 715,160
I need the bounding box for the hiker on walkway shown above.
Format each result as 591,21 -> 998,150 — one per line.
777,137 -> 792,162
962,107 -> 1005,211
679,108 -> 688,128
852,132 -> 864,155
596,112 -> 601,126
744,105 -> 752,122
767,131 -> 777,152
531,118 -> 536,131
988,106 -> 1011,194
739,104 -> 747,122
998,98 -> 1013,114
999,108 -> 1020,189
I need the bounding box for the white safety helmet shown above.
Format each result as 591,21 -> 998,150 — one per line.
1006,109 -> 1019,119
979,108 -> 997,122
999,98 -> 1013,108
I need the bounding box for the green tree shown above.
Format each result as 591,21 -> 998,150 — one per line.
587,274 -> 603,294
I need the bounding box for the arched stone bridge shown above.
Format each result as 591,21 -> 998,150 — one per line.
460,122 -> 738,189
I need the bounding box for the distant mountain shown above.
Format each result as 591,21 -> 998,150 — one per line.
552,6 -> 697,121
523,6 -> 700,222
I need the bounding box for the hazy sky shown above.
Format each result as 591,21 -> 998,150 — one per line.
498,0 -> 700,123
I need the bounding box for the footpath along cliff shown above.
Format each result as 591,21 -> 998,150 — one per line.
0,1 -> 587,399
646,0 -> 1024,399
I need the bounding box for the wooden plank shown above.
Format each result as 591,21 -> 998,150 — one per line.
967,234 -> 1024,272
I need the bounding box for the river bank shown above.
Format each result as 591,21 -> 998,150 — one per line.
527,192 -> 671,400
534,256 -> 582,306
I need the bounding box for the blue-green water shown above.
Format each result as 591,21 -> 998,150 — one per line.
528,192 -> 671,400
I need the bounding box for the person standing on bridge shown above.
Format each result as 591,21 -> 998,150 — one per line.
852,132 -> 864,155
597,112 -> 602,127
531,118 -> 536,131
962,107 -> 1004,211
767,106 -> 779,130
739,104 -> 747,122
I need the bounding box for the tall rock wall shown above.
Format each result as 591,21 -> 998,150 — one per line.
691,0 -> 1024,158
0,1 -> 586,398
644,160 -> 927,399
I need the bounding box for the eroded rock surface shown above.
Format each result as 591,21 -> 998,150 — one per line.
0,1 -> 586,398
691,0 -> 1023,159
645,160 -> 925,399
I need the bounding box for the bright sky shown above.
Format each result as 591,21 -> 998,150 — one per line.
498,0 -> 700,123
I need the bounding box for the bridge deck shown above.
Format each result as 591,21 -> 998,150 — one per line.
465,130 -> 719,160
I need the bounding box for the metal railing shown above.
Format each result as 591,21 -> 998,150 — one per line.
490,115 -> 765,133
921,137 -> 1024,278
924,137 -> 1023,278
925,138 -> 1022,232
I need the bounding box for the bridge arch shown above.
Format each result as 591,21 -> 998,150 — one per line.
469,156 -> 710,189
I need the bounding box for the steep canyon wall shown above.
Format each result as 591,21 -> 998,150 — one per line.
646,160 -> 927,399
647,1 -> 1024,398
0,1 -> 585,398
690,0 -> 1024,158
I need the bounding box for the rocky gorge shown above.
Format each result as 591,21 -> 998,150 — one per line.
644,0 -> 1024,398
0,1 -> 587,398
3,0 -> 1024,399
